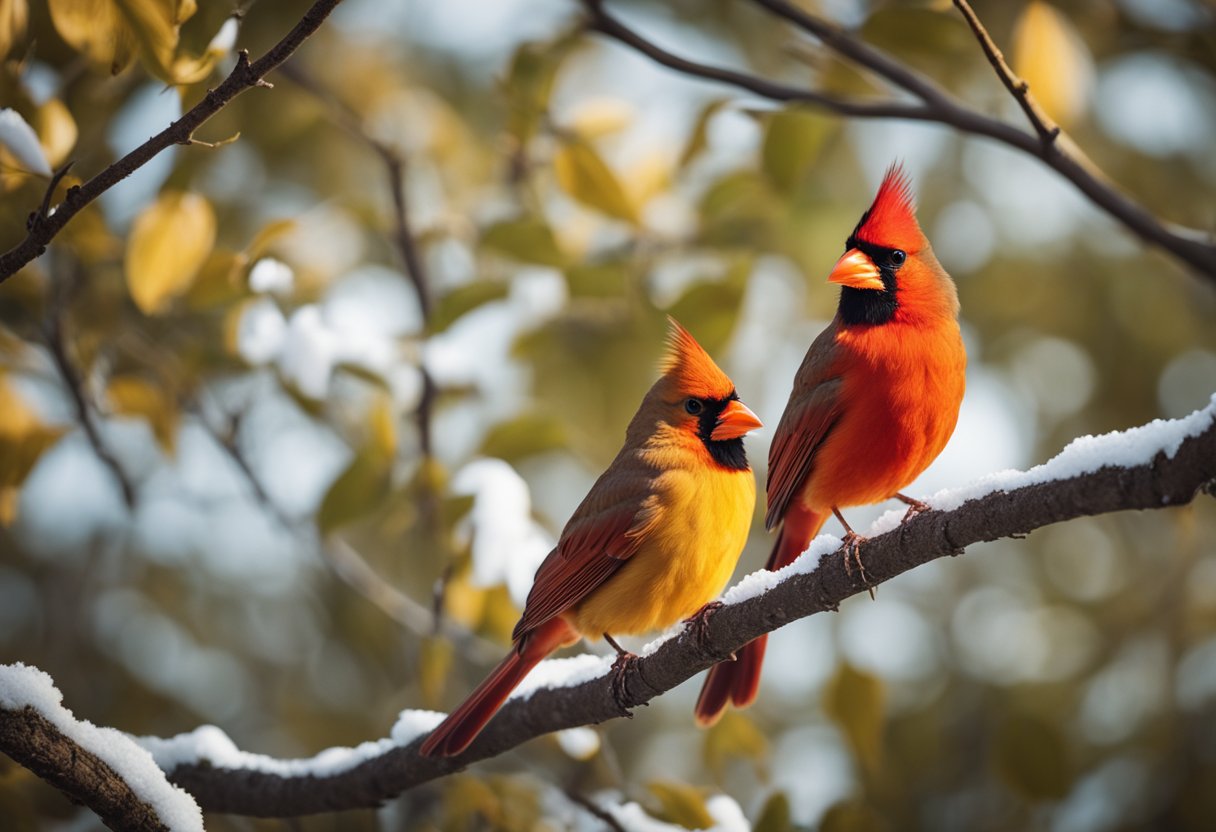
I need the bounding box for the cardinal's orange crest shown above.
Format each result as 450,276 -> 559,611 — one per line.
854,162 -> 920,248
660,318 -> 736,400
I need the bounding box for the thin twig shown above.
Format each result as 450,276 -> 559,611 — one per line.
194,407 -> 499,666
0,0 -> 346,282
565,790 -> 628,832
952,0 -> 1060,144
44,304 -> 136,510
578,0 -> 1216,280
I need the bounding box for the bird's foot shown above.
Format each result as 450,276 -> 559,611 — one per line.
895,492 -> 931,524
841,530 -> 876,600
604,633 -> 639,716
684,601 -> 723,649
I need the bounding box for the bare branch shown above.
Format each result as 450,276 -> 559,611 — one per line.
0,707 -> 174,832
952,0 -> 1060,144
43,305 -> 137,510
159,410 -> 1216,816
578,0 -> 1216,281
0,0 -> 346,283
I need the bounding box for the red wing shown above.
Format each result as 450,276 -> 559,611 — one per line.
513,467 -> 662,641
765,325 -> 844,530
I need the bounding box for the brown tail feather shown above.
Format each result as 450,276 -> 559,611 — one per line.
694,506 -> 827,726
420,617 -> 576,757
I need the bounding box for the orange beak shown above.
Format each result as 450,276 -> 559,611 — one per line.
828,248 -> 884,291
711,399 -> 763,441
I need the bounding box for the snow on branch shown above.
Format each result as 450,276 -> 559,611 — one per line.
0,664 -> 203,832
129,397 -> 1216,818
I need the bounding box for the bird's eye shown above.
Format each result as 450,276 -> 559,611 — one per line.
684,398 -> 703,415
890,250 -> 907,266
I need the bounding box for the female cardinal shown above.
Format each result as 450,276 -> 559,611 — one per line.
421,318 -> 763,757
694,164 -> 966,726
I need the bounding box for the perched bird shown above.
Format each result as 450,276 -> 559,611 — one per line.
694,164 -> 967,726
421,319 -> 763,757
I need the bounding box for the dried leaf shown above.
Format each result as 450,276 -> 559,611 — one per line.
125,191 -> 216,314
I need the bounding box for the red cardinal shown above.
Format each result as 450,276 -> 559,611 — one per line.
694,164 -> 967,725
421,319 -> 762,757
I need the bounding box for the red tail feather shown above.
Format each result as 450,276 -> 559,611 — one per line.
693,506 -> 827,725
420,617 -> 576,757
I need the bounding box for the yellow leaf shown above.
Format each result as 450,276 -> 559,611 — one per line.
441,570 -> 487,629
820,800 -> 888,832
823,663 -> 885,773
125,191 -> 216,314
1012,1 -> 1091,125
646,781 -> 715,830
418,636 -> 453,708
0,0 -> 28,60
624,149 -> 672,208
704,711 -> 769,779
48,0 -> 138,74
679,98 -> 729,169
567,96 -> 634,139
368,395 -> 397,458
34,99 -> 77,168
554,140 -> 638,224
186,248 -> 248,309
753,792 -> 794,832
106,375 -> 179,455
0,375 -> 66,526
481,217 -> 568,269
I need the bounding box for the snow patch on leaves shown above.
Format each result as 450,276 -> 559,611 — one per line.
0,108 -> 52,176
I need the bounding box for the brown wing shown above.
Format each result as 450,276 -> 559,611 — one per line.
512,454 -> 663,641
765,322 -> 845,530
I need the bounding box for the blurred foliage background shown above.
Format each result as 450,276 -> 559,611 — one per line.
2,0 -> 1216,829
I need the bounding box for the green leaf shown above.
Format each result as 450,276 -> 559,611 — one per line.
697,170 -> 779,248
753,792 -> 794,832
432,281 -> 510,333
761,108 -> 835,192
646,781 -> 715,830
316,448 -> 392,535
704,710 -> 769,779
479,412 -> 567,461
481,216 -> 567,268
503,33 -> 578,145
823,663 -> 885,773
667,258 -> 751,355
554,139 -> 637,224
565,259 -> 630,299
993,714 -> 1072,801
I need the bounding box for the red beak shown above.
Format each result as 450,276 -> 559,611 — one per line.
828,248 -> 884,291
711,399 -> 763,441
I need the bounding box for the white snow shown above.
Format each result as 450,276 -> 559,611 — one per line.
0,663 -> 203,832
721,535 -> 843,607
206,16 -> 240,56
451,458 -> 554,607
605,794 -> 749,832
279,305 -> 339,399
236,297 -> 287,366
248,257 -> 295,295
138,709 -> 445,778
556,726 -> 601,760
921,393 -> 1216,514
0,108 -> 52,177
510,654 -> 614,700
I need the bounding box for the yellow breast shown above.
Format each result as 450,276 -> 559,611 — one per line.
570,462 -> 756,639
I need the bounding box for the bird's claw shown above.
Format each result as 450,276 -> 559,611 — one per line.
609,650 -> 641,717
895,493 -> 931,524
841,531 -> 876,600
684,601 -> 723,648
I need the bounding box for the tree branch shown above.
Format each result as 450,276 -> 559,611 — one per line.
0,0 -> 346,284
0,707 -> 174,832
156,405 -> 1216,817
951,0 -> 1060,144
577,0 -> 1216,281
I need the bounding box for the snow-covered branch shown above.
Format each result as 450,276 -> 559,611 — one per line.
128,398 -> 1216,818
0,665 -> 203,832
